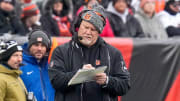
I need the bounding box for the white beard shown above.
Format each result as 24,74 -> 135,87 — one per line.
79,38 -> 92,46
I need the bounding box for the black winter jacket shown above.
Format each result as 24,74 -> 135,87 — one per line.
106,12 -> 145,37
40,13 -> 60,36
49,36 -> 130,101
0,9 -> 25,35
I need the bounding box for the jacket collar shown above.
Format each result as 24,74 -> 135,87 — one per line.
72,36 -> 105,49
0,64 -> 22,76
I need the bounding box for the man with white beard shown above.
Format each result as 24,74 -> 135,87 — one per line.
49,4 -> 130,101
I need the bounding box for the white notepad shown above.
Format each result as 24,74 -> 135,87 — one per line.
68,66 -> 107,86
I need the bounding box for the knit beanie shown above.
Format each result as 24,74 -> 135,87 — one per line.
0,40 -> 22,61
81,4 -> 106,33
21,3 -> 40,18
28,30 -> 50,50
0,0 -> 15,6
140,0 -> 155,8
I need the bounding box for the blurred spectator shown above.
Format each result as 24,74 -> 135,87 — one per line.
106,0 -> 145,37
134,0 -> 168,39
76,0 -> 115,37
157,0 -> 180,37
40,0 -> 72,36
21,3 -> 41,34
107,0 -> 135,15
0,0 -> 25,35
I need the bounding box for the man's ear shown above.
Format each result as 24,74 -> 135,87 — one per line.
70,10 -> 90,34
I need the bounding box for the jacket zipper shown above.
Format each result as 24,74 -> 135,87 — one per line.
39,66 -> 47,101
80,83 -> 84,101
80,46 -> 84,101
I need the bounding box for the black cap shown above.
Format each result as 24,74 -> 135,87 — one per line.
0,40 -> 22,61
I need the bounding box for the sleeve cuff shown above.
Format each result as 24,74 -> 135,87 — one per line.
102,76 -> 109,88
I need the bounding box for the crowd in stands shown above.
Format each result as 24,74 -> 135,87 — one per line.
0,0 -> 180,39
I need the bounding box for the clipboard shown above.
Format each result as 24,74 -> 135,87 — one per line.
68,66 -> 107,86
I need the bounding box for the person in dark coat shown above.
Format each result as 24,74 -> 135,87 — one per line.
0,0 -> 25,35
76,0 -> 115,37
106,0 -> 145,37
48,4 -> 130,101
40,0 -> 72,37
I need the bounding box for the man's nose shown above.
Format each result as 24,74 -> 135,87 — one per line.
37,45 -> 43,50
85,29 -> 92,34
17,56 -> 22,62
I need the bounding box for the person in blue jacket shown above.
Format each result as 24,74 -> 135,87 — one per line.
20,30 -> 55,101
